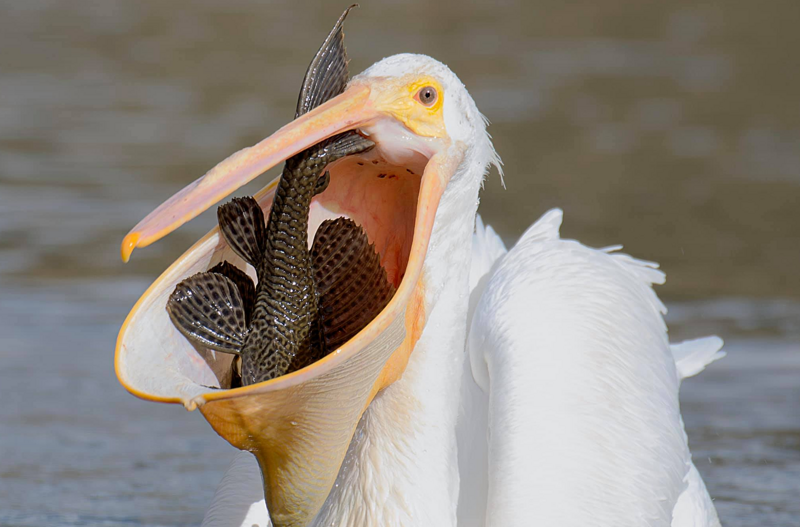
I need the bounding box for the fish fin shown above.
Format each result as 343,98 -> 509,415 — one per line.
209,261 -> 256,325
324,132 -> 375,159
167,272 -> 248,354
312,217 -> 396,351
314,170 -> 331,196
295,5 -> 357,117
313,135 -> 374,197
217,197 -> 266,268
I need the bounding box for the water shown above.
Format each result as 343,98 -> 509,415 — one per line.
1,1 -> 798,525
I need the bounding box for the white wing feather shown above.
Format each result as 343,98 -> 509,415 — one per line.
671,337 -> 726,382
466,209 -> 721,527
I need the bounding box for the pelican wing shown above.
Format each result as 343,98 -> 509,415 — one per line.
465,209 -> 721,527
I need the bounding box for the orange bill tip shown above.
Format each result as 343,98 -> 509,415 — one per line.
121,232 -> 140,263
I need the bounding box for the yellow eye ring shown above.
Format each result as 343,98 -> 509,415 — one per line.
415,85 -> 438,107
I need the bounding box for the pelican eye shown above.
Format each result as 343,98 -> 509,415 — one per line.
415,85 -> 438,107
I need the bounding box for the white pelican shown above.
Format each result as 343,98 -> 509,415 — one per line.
115,15 -> 724,527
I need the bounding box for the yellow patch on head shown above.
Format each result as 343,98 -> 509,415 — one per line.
370,75 -> 447,139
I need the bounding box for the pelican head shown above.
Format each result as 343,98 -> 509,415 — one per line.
116,49 -> 499,526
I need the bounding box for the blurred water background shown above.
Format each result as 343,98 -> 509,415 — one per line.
1,1 -> 798,525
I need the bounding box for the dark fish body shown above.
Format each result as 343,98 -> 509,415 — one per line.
219,134 -> 374,384
166,7 -> 395,386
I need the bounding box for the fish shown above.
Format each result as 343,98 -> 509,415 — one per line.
165,6 -> 395,386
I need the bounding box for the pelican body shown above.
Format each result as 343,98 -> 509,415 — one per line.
115,8 -> 723,527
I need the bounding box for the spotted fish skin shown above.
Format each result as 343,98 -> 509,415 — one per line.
233,135 -> 373,384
